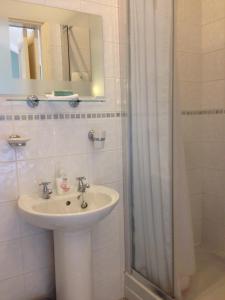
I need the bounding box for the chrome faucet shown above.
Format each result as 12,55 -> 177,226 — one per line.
77,177 -> 90,209
39,182 -> 52,199
77,176 -> 90,193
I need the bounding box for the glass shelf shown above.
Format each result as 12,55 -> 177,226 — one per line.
5,96 -> 106,108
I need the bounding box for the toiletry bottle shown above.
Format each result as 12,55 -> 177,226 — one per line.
56,169 -> 71,195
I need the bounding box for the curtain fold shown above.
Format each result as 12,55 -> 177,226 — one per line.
129,0 -> 173,294
129,0 -> 195,297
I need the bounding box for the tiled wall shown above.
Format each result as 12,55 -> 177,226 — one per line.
0,0 -> 124,299
201,0 -> 225,255
175,0 -> 203,246
176,0 -> 225,253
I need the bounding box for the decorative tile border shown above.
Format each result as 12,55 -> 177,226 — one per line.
182,109 -> 225,116
0,111 -> 123,121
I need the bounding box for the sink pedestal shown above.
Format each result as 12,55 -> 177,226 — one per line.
18,186 -> 119,299
54,230 -> 92,300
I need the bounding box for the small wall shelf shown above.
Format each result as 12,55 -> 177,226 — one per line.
6,95 -> 106,108
8,135 -> 30,147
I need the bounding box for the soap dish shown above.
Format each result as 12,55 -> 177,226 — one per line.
8,135 -> 30,147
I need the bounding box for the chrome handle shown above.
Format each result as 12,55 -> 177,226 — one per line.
76,177 -> 86,187
76,177 -> 90,192
39,182 -> 52,196
39,182 -> 51,186
76,176 -> 86,181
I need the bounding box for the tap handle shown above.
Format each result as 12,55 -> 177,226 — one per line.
39,182 -> 52,194
76,177 -> 86,185
76,177 -> 90,189
77,176 -> 86,181
39,182 -> 51,187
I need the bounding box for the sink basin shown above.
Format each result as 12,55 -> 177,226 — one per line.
18,184 -> 119,300
18,185 -> 119,231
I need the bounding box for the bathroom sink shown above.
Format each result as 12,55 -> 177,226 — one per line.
18,185 -> 119,231
18,184 -> 119,300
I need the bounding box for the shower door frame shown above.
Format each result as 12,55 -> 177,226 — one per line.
123,0 -> 175,299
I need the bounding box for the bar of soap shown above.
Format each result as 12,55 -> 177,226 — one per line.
54,91 -> 73,96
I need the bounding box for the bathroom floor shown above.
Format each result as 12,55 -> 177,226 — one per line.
184,246 -> 225,300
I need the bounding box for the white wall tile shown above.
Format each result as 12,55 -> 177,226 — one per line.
104,42 -> 116,77
15,121 -> 55,160
202,50 -> 225,82
45,0 -> 81,10
176,0 -> 225,256
190,194 -> 203,245
0,124 -> 16,162
0,201 -> 20,242
184,142 -> 203,170
178,0 -> 225,258
90,149 -> 122,184
19,216 -> 46,238
21,232 -> 54,272
93,246 -> 123,300
214,0 -> 225,21
176,52 -> 202,82
0,100 -> 13,115
24,267 -> 55,299
0,163 -> 18,202
203,219 -> 225,253
0,240 -> 23,280
203,168 -> 225,198
53,120 -> 89,156
202,80 -> 225,109
202,0 -> 225,25
202,20 -> 225,53
176,22 -> 201,53
187,169 -> 203,195
203,194 -> 225,225
0,276 -> 25,300
202,0 -> 215,25
184,0 -> 201,25
179,81 -> 202,111
202,142 -> 225,170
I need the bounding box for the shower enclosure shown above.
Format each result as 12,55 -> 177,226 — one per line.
121,0 -> 177,298
119,0 -> 205,300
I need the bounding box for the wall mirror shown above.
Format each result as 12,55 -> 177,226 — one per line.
0,0 -> 105,98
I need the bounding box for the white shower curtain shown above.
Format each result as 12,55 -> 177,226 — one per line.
129,0 -> 195,297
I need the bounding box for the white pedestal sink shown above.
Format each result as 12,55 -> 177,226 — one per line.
18,185 -> 119,300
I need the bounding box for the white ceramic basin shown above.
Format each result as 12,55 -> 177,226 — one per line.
18,185 -> 119,231
18,184 -> 119,300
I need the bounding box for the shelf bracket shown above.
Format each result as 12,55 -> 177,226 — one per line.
69,100 -> 80,108
27,95 -> 39,108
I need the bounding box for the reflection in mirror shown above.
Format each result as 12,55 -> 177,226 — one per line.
9,20 -> 42,80
61,25 -> 91,82
9,19 -> 93,82
0,1 -> 104,97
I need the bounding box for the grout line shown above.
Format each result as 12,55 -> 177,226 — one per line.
0,265 -> 53,283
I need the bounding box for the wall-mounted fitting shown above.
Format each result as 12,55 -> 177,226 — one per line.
69,100 -> 80,108
88,129 -> 106,149
25,94 -> 80,108
27,95 -> 39,108
8,135 -> 30,147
